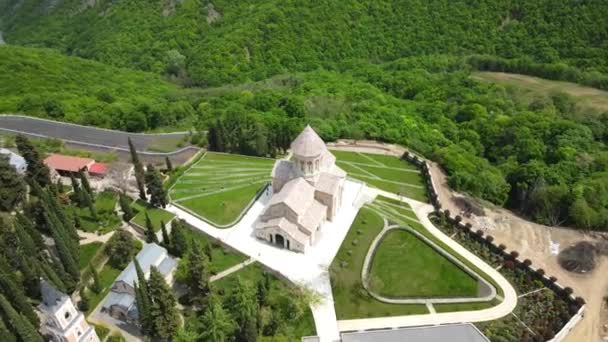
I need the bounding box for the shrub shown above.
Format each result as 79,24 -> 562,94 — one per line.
523,259 -> 532,266
503,260 -> 515,270
575,297 -> 586,306
485,235 -> 494,243
443,209 -> 451,219
454,215 -> 462,223
94,324 -> 111,340
550,276 -> 558,283
476,229 -> 484,237
510,251 -> 519,259
464,222 -> 472,230
499,243 -> 507,250
564,287 -> 574,296
537,268 -> 545,276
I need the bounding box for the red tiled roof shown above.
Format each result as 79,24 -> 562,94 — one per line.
43,154 -> 94,173
89,162 -> 109,175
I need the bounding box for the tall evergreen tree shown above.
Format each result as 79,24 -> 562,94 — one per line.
69,174 -> 83,206
0,262 -> 39,326
168,221 -> 188,257
15,214 -> 45,251
228,278 -> 258,342
144,212 -> 158,243
0,155 -> 26,212
90,262 -> 102,294
39,259 -> 67,293
144,164 -> 168,208
134,259 -> 152,334
128,138 -> 147,201
199,294 -> 234,342
16,256 -> 40,299
15,135 -> 51,187
184,241 -> 211,305
147,267 -> 179,341
165,157 -> 173,172
78,168 -> 94,201
160,221 -> 170,246
119,192 -> 134,221
0,294 -> 42,342
0,315 -> 17,342
45,213 -> 79,286
78,287 -> 90,312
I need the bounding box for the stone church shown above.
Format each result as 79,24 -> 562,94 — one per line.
255,125 -> 346,253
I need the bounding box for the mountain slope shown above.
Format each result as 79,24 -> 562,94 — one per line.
2,0 -> 607,85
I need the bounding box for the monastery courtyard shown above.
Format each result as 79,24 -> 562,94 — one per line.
165,127 -> 517,341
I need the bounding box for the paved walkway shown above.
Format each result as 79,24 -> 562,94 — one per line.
166,179 -> 366,342
78,231 -> 114,245
336,188 -> 518,332
210,258 -> 256,282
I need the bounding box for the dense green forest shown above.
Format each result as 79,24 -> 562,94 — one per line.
2,0 -> 607,86
1,0 -> 608,232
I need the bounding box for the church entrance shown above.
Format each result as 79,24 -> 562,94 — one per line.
274,234 -> 286,249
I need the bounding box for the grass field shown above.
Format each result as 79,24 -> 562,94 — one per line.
169,152 -> 275,226
472,71 -> 608,112
180,226 -> 247,274
131,199 -> 175,231
72,191 -> 121,233
330,150 -> 428,202
369,229 -> 478,298
79,242 -> 103,270
330,207 -> 428,318
211,262 -> 316,339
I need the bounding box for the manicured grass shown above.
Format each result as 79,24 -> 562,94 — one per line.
86,263 -> 122,315
330,207 -> 428,318
72,192 -> 122,233
79,242 -> 103,270
331,150 -> 428,202
170,152 -> 274,226
181,227 -> 247,274
212,262 -> 316,339
131,200 -> 175,231
369,229 -> 478,298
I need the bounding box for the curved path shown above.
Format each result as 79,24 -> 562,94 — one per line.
361,220 -> 496,305
337,188 -> 518,333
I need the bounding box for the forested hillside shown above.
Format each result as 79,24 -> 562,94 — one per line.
2,0 -> 607,85
1,0 -> 608,232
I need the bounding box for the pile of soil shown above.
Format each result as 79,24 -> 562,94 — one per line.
453,195 -> 485,216
558,241 -> 597,273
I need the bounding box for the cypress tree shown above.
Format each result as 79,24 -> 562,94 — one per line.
0,263 -> 39,326
165,157 -> 173,172
55,177 -> 64,194
168,221 -> 188,257
70,174 -> 83,206
15,134 -> 51,187
15,214 -> 45,251
45,213 -> 79,286
39,260 -> 67,293
0,316 -> 17,342
228,278 -> 258,342
128,138 -> 147,201
185,241 -> 211,305
119,192 -> 134,221
147,267 -> 179,341
144,212 -> 158,243
145,164 -> 168,208
134,259 -> 152,334
160,221 -> 170,246
90,262 -> 102,294
78,168 -> 94,201
78,287 -> 90,312
199,294 -> 234,342
256,277 -> 268,307
14,218 -> 38,258
0,294 -> 42,342
85,190 -> 98,220
0,154 -> 26,212
204,241 -> 213,262
17,256 -> 40,299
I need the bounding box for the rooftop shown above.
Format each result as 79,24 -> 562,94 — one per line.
291,125 -> 327,158
340,324 -> 489,342
43,154 -> 94,173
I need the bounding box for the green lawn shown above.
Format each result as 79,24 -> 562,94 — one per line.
86,263 -> 122,315
433,300 -> 501,313
369,229 -> 478,298
330,207 -> 428,318
181,227 -> 247,274
131,200 -> 175,231
330,150 -> 428,202
212,262 -> 316,339
72,191 -> 121,233
169,152 -> 274,226
79,242 -> 103,270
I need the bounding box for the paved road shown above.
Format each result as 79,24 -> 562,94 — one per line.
0,114 -> 189,152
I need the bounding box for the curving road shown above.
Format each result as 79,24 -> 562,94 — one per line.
0,114 -> 190,153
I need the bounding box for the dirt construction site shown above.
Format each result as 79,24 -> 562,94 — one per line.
330,140 -> 608,342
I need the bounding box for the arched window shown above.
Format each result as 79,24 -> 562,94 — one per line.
300,161 -> 305,172
64,311 -> 71,320
315,159 -> 319,171
307,161 -> 312,173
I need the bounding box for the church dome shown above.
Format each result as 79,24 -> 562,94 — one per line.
291,125 -> 327,158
